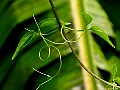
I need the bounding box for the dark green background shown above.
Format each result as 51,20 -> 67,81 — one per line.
0,0 -> 120,90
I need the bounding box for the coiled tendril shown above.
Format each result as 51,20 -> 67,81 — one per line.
27,14 -> 84,90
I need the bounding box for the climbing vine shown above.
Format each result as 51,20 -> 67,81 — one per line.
11,0 -> 120,90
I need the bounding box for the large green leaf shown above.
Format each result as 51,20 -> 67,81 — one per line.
92,37 -> 110,71
90,26 -> 115,48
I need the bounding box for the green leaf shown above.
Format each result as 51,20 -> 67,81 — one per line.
81,11 -> 93,26
39,18 -> 58,28
84,0 -> 115,37
114,77 -> 120,85
12,30 -> 37,60
39,18 -> 71,35
90,26 -> 115,48
109,56 -> 120,82
111,64 -> 117,80
92,38 -> 110,71
39,18 -> 71,28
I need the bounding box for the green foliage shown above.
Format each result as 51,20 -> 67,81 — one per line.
84,0 -> 115,37
111,64 -> 117,80
12,15 -> 68,89
0,0 -> 8,13
12,30 -> 38,60
0,0 -> 80,90
92,38 -> 110,71
81,11 -> 93,26
11,11 -> 86,89
114,77 -> 120,85
39,18 -> 59,35
12,12 -> 116,90
1,0 -> 120,90
90,26 -> 115,48
116,31 -> 120,52
12,17 -> 70,60
40,18 -> 70,29
11,12 -> 79,89
80,11 -> 115,49
11,2 -> 117,90
40,18 -> 58,27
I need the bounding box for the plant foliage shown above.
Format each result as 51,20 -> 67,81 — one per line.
1,0 -> 120,90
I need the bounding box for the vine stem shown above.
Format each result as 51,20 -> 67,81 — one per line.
48,0 -> 120,89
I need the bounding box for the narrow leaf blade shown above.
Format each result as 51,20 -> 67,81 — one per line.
12,30 -> 36,60
90,26 -> 115,48
81,11 -> 93,26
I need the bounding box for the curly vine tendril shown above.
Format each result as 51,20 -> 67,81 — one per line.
31,13 -> 85,90
61,25 -> 85,43
32,45 -> 62,90
29,9 -> 120,90
32,14 -> 66,90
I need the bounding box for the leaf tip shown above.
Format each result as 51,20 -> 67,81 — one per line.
11,57 -> 14,60
11,54 -> 16,60
90,26 -> 115,48
112,45 -> 115,48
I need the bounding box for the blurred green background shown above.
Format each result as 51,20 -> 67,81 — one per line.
0,0 -> 120,90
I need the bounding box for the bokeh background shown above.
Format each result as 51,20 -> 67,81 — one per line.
0,0 -> 120,90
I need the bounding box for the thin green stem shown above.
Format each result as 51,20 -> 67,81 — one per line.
48,0 -> 120,89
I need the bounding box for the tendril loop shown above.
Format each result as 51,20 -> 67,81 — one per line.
31,13 -> 85,90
